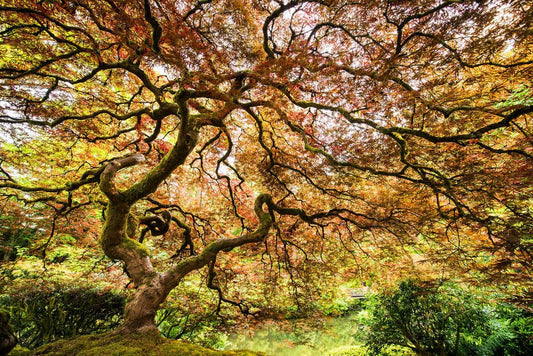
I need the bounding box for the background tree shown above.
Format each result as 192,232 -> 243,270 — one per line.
1,0 -> 532,336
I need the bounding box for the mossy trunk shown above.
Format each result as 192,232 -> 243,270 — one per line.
97,152 -> 274,336
99,201 -> 167,334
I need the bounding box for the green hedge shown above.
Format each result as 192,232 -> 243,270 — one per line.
0,283 -> 125,349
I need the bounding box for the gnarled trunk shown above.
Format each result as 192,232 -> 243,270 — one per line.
119,274 -> 169,333
97,153 -> 274,335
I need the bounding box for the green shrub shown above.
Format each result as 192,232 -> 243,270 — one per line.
0,282 -> 126,349
492,303 -> 533,356
364,280 -> 489,355
363,280 -> 533,356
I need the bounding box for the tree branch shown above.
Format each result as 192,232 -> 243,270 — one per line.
161,194 -> 273,290
99,154 -> 146,202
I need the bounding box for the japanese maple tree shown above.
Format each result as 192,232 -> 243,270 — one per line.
1,0 -> 532,334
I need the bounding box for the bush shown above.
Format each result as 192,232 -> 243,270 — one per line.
364,280 -> 489,355
0,283 -> 126,349
363,280 -> 533,356
492,303 -> 533,356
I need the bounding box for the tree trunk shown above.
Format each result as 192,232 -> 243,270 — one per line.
119,273 -> 169,334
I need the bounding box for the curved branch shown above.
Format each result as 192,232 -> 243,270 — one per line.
161,194 -> 273,290
0,163 -> 108,194
124,93 -> 198,202
99,154 -> 146,202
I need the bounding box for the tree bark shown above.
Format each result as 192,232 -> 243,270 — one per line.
119,273 -> 167,333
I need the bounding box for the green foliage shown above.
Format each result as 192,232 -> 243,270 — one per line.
495,85 -> 533,108
363,280 -> 533,356
156,307 -> 229,350
0,283 -> 126,349
364,280 -> 490,355
326,344 -> 415,356
153,274 -> 230,349
378,345 -> 417,356
490,303 -> 533,356
319,296 -> 363,317
326,345 -> 368,356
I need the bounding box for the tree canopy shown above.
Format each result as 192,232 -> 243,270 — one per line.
1,0 -> 532,333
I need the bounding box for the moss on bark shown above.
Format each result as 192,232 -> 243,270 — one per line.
121,238 -> 150,258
